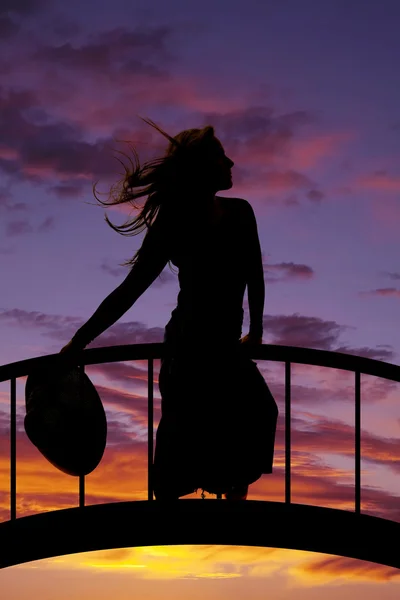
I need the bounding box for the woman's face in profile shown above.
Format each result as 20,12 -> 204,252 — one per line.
204,137 -> 235,192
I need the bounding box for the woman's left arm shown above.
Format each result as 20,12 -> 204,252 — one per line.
242,200 -> 265,340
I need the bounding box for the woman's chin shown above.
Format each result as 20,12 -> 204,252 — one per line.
218,179 -> 233,191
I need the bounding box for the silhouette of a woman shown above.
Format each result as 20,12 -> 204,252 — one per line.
60,117 -> 278,500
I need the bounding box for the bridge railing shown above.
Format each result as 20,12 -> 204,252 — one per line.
1,343 -> 400,521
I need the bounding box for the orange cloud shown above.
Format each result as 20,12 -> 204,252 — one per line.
0,436 -> 151,521
293,554 -> 400,584
21,544 -> 302,579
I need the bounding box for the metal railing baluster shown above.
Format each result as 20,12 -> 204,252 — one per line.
148,358 -> 154,501
355,371 -> 361,514
79,475 -> 85,508
79,364 -> 85,509
285,362 -> 291,504
10,377 -> 16,521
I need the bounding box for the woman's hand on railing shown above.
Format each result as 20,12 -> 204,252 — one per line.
59,339 -> 86,366
60,339 -> 83,353
240,333 -> 263,345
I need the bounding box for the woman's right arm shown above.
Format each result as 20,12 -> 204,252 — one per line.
68,221 -> 170,349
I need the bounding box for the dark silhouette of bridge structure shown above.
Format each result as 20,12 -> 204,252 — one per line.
0,343 -> 400,570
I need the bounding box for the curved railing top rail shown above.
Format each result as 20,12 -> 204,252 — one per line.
1,343 -> 400,383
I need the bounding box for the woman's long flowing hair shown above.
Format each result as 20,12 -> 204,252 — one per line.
88,116 -> 216,271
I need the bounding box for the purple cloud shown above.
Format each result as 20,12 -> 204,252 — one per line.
0,307 -> 393,362
335,344 -> 395,362
0,0 -> 49,16
0,188 -> 13,208
264,261 -> 314,283
0,15 -> 19,39
307,189 -> 325,202
262,313 -> 350,350
0,308 -> 165,348
201,106 -> 312,148
47,183 -> 85,199
5,219 -> 33,236
37,215 -> 55,232
32,25 -> 175,78
382,271 -> 400,280
262,313 -> 395,361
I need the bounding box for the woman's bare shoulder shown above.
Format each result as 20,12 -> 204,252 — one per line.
225,197 -> 253,216
229,199 -> 258,233
220,196 -> 251,208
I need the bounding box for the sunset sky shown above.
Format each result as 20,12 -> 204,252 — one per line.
1,0 -> 400,597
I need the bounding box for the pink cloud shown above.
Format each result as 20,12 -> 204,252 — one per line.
261,169 -> 313,191
287,132 -> 353,170
94,383 -> 161,427
357,172 -> 400,192
0,146 -> 19,160
359,288 -> 400,298
0,53 -> 328,209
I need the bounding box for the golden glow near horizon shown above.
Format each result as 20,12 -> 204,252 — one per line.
10,545 -> 400,585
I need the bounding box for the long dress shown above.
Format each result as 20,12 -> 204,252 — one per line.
152,197 -> 278,499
